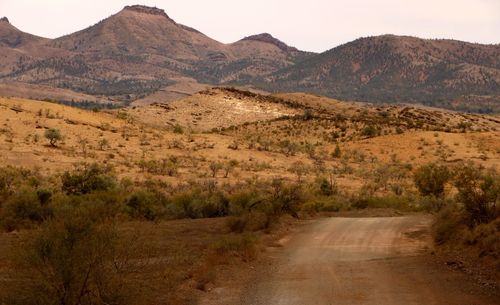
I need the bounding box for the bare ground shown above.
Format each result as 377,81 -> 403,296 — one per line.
200,216 -> 499,305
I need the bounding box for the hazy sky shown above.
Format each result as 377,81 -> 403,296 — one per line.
1,0 -> 499,52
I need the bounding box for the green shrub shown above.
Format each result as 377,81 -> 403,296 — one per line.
61,164 -> 116,195
414,163 -> 450,197
319,177 -> 337,196
301,196 -> 347,213
332,144 -> 341,158
44,128 -> 62,147
169,189 -> 230,219
139,159 -> 179,176
126,190 -> 167,220
196,191 -> 229,218
0,166 -> 18,199
0,187 -> 52,231
170,191 -> 199,218
173,124 -> 184,134
453,164 -> 499,226
360,125 -> 378,138
228,189 -> 257,214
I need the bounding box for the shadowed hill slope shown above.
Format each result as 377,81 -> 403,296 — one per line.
262,35 -> 500,112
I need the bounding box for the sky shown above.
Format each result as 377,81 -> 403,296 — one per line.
1,0 -> 499,52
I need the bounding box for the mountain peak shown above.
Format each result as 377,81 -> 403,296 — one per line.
123,5 -> 170,18
241,33 -> 298,52
0,17 -> 9,23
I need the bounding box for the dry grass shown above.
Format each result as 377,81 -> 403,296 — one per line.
0,217 -> 267,305
0,89 -> 499,194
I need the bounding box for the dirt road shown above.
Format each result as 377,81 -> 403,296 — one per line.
203,216 -> 498,305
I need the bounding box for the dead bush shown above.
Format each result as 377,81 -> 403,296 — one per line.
211,233 -> 258,262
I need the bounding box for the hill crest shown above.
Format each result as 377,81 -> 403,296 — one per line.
240,33 -> 298,52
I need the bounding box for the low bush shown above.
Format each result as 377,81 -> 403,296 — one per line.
413,163 -> 450,198
453,163 -> 499,226
2,203 -> 135,305
0,187 -> 52,231
360,125 -> 378,138
61,163 -> 116,195
126,190 -> 167,220
433,204 -> 464,245
227,189 -> 258,214
464,219 -> 500,258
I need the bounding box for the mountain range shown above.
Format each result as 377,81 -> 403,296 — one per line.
0,5 -> 499,112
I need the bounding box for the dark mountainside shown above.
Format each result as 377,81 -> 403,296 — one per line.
260,35 -> 500,113
0,6 -> 499,112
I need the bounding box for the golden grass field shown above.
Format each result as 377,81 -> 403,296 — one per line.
1,88 -> 498,192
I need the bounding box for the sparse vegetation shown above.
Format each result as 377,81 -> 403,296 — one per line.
0,85 -> 499,304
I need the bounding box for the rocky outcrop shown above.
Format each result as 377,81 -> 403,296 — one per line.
123,5 -> 170,18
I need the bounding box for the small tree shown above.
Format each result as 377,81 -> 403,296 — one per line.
332,144 -> 341,158
78,137 -> 88,158
289,161 -> 307,182
319,177 -> 337,196
271,182 -> 304,218
44,128 -> 62,147
209,161 -> 221,178
223,160 -> 238,178
414,163 -> 450,197
303,109 -> 313,120
98,138 -> 109,151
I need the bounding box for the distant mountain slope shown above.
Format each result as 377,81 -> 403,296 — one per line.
0,5 -> 311,100
0,17 -> 47,48
0,17 -> 49,75
262,35 -> 500,111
